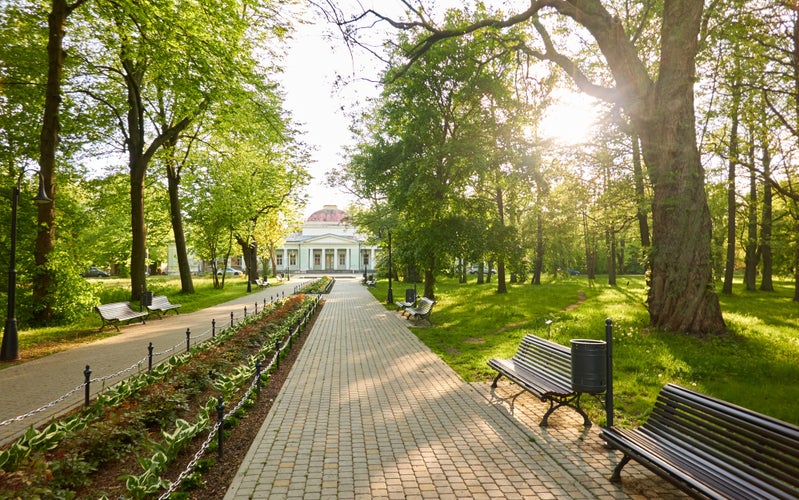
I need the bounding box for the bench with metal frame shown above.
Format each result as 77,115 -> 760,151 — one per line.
600,383 -> 799,499
488,334 -> 591,427
94,302 -> 148,332
145,295 -> 182,318
404,297 -> 435,325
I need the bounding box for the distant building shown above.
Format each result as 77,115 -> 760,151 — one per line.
275,205 -> 378,274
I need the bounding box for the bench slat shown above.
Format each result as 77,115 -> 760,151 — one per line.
147,295 -> 181,318
94,302 -> 147,332
601,383 -> 799,499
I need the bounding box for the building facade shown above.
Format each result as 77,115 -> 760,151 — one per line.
275,205 -> 379,275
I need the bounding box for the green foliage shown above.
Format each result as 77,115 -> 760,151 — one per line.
32,249 -> 102,325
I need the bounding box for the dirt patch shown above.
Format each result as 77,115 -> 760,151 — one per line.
563,291 -> 587,311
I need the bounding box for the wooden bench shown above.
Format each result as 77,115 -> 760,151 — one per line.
600,383 -> 799,499
146,295 -> 182,318
488,334 -> 591,427
253,278 -> 269,288
404,297 -> 436,324
94,302 -> 148,332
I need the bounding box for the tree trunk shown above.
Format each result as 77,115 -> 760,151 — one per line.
33,0 -> 71,322
125,61 -> 147,302
744,146 -> 758,291
496,186 -> 507,294
633,1 -> 724,333
130,158 -> 147,301
532,210 -> 543,285
794,224 -> 799,302
632,133 -> 651,249
759,134 -> 774,291
607,228 -> 616,286
723,80 -> 741,295
166,157 -> 194,294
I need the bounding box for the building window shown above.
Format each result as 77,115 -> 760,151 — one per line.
362,252 -> 369,267
314,251 -> 321,266
289,251 -> 296,266
276,253 -> 283,266
339,251 -> 346,266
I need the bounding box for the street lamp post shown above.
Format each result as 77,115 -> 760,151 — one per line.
386,229 -> 393,304
1,169 -> 51,361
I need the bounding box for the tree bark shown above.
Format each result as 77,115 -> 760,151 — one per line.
759,141 -> 773,291
634,1 -> 724,333
423,254 -> 436,300
722,80 -> 741,295
495,186 -> 507,294
124,60 -> 148,302
532,210 -> 543,285
33,0 -> 77,321
744,146 -> 758,291
166,154 -> 194,294
632,133 -> 651,249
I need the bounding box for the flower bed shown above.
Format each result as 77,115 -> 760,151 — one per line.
0,292 -> 321,499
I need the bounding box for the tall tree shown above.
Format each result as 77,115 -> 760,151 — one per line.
33,0 -> 88,321
341,0 -> 726,333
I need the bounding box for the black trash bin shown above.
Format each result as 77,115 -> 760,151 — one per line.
141,291 -> 153,307
405,288 -> 416,303
570,339 -> 607,394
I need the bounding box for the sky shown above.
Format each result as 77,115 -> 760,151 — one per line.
277,7 -> 382,220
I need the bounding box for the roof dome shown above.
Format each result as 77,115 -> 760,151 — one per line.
306,205 -> 348,223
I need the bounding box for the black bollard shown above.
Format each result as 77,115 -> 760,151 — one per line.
186,328 -> 191,352
84,365 -> 92,407
244,306 -> 247,319
212,319 -> 216,338
148,342 -> 153,372
230,311 -> 234,328
605,318 -> 614,428
275,340 -> 281,369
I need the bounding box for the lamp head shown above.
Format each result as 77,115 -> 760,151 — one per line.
33,173 -> 51,204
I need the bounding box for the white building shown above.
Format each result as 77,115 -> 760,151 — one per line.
275,205 -> 379,275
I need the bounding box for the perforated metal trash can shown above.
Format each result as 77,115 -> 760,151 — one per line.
570,339 -> 607,394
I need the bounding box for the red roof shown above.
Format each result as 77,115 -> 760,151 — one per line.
306,205 -> 347,223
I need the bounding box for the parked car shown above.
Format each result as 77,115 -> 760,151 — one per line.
468,265 -> 495,275
82,266 -> 109,277
217,267 -> 243,276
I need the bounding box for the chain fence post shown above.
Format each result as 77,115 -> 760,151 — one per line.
84,365 -> 92,407
275,340 -> 281,369
186,328 -> 191,352
255,359 -> 262,398
148,342 -> 153,372
216,396 -> 225,458
212,319 -> 216,339
230,311 -> 234,328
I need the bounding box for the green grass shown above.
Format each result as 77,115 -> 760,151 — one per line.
9,275 -> 256,365
371,275 -> 799,427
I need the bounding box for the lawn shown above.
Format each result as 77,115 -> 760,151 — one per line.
371,275 -> 799,427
